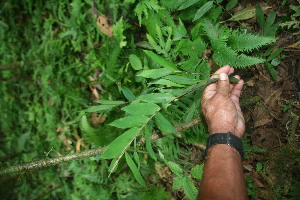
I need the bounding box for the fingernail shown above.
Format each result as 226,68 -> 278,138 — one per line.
219,73 -> 228,81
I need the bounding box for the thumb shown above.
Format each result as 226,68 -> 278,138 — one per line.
216,73 -> 230,96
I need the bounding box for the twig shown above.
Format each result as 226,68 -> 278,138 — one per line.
0,116 -> 205,176
0,147 -> 106,176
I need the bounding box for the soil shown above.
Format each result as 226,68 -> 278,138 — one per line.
186,1 -> 300,199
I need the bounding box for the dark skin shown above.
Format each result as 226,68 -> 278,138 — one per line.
198,65 -> 248,200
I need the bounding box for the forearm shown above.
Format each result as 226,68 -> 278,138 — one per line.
198,144 -> 247,200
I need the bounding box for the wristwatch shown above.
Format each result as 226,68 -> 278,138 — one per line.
205,132 -> 244,160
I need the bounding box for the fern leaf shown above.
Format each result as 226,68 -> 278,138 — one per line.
113,17 -> 126,47
146,34 -> 164,54
202,20 -> 266,67
165,161 -> 183,177
134,0 -> 163,25
157,10 -> 176,28
135,2 -> 148,26
160,0 -> 185,11
212,44 -> 265,67
183,176 -> 198,200
177,38 -> 206,57
228,31 -> 276,52
156,25 -> 165,48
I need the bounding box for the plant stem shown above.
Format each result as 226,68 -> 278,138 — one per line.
0,147 -> 106,176
0,115 -> 205,176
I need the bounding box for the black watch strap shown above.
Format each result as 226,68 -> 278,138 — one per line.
205,132 -> 244,160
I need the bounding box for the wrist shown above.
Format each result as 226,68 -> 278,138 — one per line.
205,132 -> 244,160
208,125 -> 235,136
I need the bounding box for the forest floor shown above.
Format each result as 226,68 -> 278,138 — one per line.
157,2 -> 300,199
0,0 -> 299,199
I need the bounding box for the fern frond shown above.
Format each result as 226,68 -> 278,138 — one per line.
202,20 -> 266,68
160,0 -> 186,11
178,37 -> 206,57
228,31 -> 276,52
134,0 -> 163,25
213,44 -> 265,67
157,10 -> 176,28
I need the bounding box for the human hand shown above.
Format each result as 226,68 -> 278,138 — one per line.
201,65 -> 245,138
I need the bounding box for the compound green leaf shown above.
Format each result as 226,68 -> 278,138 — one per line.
164,75 -> 197,85
108,157 -> 119,173
173,176 -> 185,189
178,0 -> 200,10
120,86 -> 136,101
146,34 -> 163,53
183,176 -> 198,200
94,100 -> 125,105
86,104 -> 115,112
155,112 -> 175,134
121,103 -> 160,115
101,127 -> 139,159
137,68 -> 174,79
173,19 -> 187,41
129,54 -> 143,70
133,151 -> 140,169
138,93 -> 174,103
193,1 -> 214,21
165,161 -> 183,177
150,79 -> 185,87
143,50 -> 178,70
145,125 -> 157,160
191,164 -> 204,179
125,152 -> 146,187
109,115 -> 149,129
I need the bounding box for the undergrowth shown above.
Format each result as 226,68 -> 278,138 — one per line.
0,0 -> 288,199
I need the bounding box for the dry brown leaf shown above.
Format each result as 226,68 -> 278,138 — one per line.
243,164 -> 254,171
287,40 -> 300,49
57,152 -> 63,157
59,135 -> 72,151
252,177 -> 265,188
56,126 -> 65,133
265,88 -> 282,112
90,113 -> 106,127
251,128 -> 280,150
97,15 -> 113,37
246,79 -> 255,87
252,105 -> 273,128
76,138 -> 82,152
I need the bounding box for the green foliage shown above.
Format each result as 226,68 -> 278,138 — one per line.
101,127 -> 139,159
125,152 -> 146,187
256,4 -> 280,37
191,164 -> 204,179
122,103 -> 160,115
194,1 -> 214,21
0,0 -> 282,199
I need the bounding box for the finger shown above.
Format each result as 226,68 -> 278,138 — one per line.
210,65 -> 234,80
230,79 -> 244,102
229,75 -> 241,92
216,73 -> 230,97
